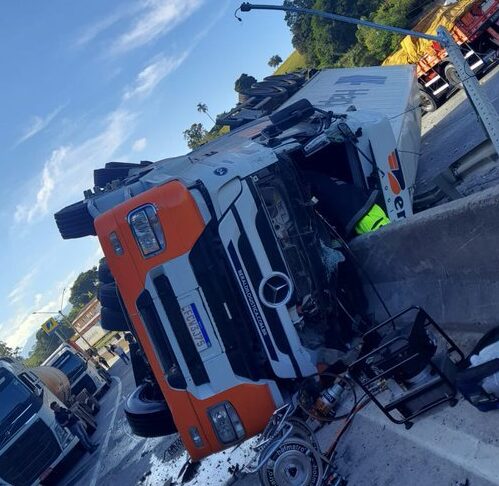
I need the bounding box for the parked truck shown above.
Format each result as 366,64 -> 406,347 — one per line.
384,0 -> 499,112
42,343 -> 110,401
0,358 -> 96,486
54,65 -> 421,461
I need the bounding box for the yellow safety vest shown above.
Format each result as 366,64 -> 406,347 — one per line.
355,204 -> 390,235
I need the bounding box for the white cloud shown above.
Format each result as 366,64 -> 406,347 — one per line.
14,147 -> 68,224
7,269 -> 38,306
132,137 -> 147,152
1,298 -> 60,349
14,110 -> 134,225
15,105 -> 65,146
111,0 -> 203,53
75,9 -> 135,47
123,53 -> 189,100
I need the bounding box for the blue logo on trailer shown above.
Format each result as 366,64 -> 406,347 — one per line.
335,75 -> 386,86
214,167 -> 228,176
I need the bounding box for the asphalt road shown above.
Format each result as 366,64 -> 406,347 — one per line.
416,65 -> 499,194
55,357 -> 181,486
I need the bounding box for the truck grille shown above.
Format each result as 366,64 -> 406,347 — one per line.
72,374 -> 97,396
0,419 -> 62,486
189,221 -> 271,381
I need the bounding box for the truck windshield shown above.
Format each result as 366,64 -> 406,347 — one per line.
0,369 -> 39,442
52,351 -> 86,383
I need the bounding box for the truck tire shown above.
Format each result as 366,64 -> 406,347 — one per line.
124,383 -> 177,438
98,259 -> 114,284
444,63 -> 463,89
54,200 -> 96,239
94,167 -> 131,187
419,88 -> 438,113
100,306 -> 130,331
98,282 -> 121,311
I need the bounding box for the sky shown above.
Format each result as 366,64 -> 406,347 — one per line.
0,0 -> 295,352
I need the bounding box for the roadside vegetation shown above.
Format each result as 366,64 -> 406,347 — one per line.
183,0 -> 435,149
24,266 -> 99,367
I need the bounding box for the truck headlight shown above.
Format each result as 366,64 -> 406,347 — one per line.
128,204 -> 165,258
208,402 -> 245,444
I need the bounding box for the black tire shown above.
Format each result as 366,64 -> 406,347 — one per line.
444,63 -> 463,89
419,88 -> 438,113
105,161 -> 142,169
124,383 -> 177,438
98,259 -> 114,284
54,200 -> 96,239
98,283 -> 121,311
94,167 -> 132,187
100,306 -> 130,331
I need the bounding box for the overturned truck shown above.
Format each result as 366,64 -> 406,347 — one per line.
55,66 -> 422,462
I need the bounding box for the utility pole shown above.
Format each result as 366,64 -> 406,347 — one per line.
238,3 -> 499,157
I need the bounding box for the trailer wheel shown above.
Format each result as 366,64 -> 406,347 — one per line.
259,437 -> 323,486
54,200 -> 96,239
419,89 -> 438,113
124,383 -> 177,438
444,64 -> 463,89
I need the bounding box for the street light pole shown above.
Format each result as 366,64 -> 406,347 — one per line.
238,3 -> 499,157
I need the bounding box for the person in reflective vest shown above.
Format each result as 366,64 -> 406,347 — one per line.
302,171 -> 390,238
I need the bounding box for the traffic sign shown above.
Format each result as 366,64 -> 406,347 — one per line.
41,317 -> 59,335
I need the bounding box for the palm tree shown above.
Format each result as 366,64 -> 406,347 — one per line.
268,54 -> 283,68
197,102 -> 215,124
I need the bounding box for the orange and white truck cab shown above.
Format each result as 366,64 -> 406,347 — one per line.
55,66 -> 421,460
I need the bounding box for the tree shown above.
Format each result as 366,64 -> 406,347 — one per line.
197,102 -> 215,124
183,123 -> 209,150
69,267 -> 98,308
268,54 -> 283,68
356,0 -> 414,62
24,322 -> 74,367
283,0 -> 385,67
0,340 -> 20,359
234,73 -> 257,94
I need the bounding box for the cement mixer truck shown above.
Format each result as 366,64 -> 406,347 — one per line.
0,357 -> 96,486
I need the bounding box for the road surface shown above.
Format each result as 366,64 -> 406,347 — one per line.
416,65 -> 499,194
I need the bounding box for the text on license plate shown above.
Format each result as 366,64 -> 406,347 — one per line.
181,303 -> 211,351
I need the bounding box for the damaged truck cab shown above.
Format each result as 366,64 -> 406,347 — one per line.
55,66 -> 421,460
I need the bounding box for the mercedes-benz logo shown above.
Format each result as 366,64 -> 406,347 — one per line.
258,272 -> 293,308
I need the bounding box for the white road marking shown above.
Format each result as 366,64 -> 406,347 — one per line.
89,375 -> 122,486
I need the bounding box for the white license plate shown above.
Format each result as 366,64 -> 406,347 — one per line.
181,303 -> 211,351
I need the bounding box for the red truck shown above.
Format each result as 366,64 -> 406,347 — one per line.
384,0 -> 499,112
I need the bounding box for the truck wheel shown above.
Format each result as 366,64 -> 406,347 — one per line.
54,200 -> 96,239
94,167 -> 131,187
259,437 -> 323,486
124,384 -> 177,438
100,306 -> 130,331
419,89 -> 437,113
98,282 -> 121,311
444,63 -> 463,89
98,259 -> 114,284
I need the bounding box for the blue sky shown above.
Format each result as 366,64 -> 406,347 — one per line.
0,0 -> 294,351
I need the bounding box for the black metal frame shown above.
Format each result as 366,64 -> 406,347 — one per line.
349,306 -> 465,428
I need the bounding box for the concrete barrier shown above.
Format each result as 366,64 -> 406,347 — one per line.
350,184 -> 499,332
